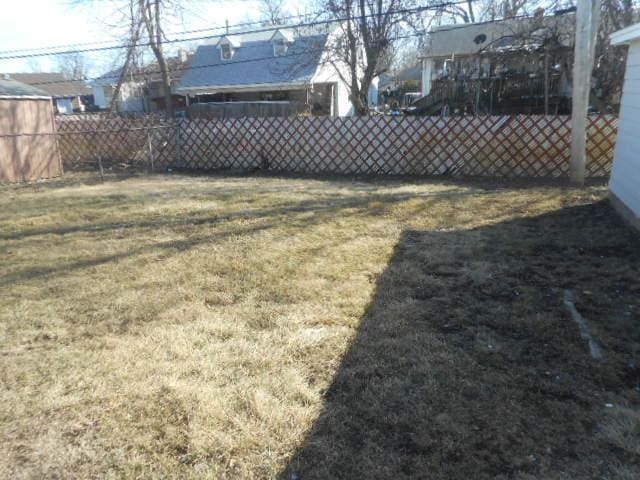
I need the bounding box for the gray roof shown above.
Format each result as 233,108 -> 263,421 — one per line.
178,33 -> 328,92
423,13 -> 575,58
3,73 -> 90,97
0,77 -> 50,97
92,52 -> 194,87
91,67 -> 134,87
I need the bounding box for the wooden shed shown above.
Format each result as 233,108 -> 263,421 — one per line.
0,77 -> 62,183
609,23 -> 640,230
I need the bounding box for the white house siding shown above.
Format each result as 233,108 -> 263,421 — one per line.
55,97 -> 73,114
421,59 -> 433,96
335,81 -> 354,116
92,86 -> 107,109
609,30 -> 640,228
91,82 -> 145,112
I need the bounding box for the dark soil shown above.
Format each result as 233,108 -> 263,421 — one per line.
285,200 -> 640,479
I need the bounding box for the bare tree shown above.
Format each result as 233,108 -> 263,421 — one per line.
258,0 -> 289,25
427,0 -> 476,24
323,0 -> 420,115
25,58 -> 44,73
139,0 -> 174,117
592,0 -> 639,111
55,53 -> 90,79
110,2 -> 144,113
73,0 -> 178,117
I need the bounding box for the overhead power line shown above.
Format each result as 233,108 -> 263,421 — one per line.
23,8 -> 542,91
0,7 -> 328,57
21,9 -> 544,90
0,0 -> 477,61
7,2 -> 558,92
25,31 -> 424,88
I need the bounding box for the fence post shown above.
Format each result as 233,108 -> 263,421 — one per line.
176,119 -> 183,168
147,127 -> 154,172
93,127 -> 104,182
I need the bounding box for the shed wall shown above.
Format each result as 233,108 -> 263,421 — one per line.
0,98 -> 61,183
609,40 -> 640,225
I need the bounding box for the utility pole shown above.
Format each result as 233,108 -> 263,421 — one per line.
570,0 -> 601,186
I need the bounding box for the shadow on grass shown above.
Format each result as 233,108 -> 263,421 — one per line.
0,186 -> 566,288
281,201 -> 640,480
1,188 -> 512,242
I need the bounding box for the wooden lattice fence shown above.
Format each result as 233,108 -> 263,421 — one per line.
56,114 -> 618,178
56,114 -> 177,171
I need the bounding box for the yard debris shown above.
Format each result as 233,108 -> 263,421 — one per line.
563,289 -> 604,360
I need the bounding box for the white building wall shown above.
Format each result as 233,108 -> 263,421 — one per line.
119,82 -> 146,112
92,86 -> 107,109
368,77 -> 379,107
609,38 -> 640,226
55,98 -> 73,114
335,80 -> 354,116
421,59 -> 433,96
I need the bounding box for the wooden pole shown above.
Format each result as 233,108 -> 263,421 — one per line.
176,120 -> 183,167
570,0 -> 601,186
147,128 -> 154,172
544,50 -> 550,116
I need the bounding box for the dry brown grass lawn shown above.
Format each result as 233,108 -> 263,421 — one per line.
1,172 -> 639,479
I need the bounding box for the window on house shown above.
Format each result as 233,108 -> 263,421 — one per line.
273,40 -> 287,57
221,44 -> 232,60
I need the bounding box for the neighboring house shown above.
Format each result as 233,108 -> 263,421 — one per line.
91,67 -> 146,112
177,28 -> 375,116
2,72 -> 92,114
144,50 -> 193,112
379,64 -> 421,108
91,50 -> 192,113
609,22 -> 640,230
379,64 -> 421,92
415,9 -> 575,115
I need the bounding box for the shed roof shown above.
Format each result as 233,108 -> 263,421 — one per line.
611,22 -> 640,45
422,12 -> 574,58
177,33 -> 328,92
0,77 -> 50,98
3,72 -> 90,97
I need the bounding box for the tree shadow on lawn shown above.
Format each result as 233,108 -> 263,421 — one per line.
0,186 -> 564,288
0,188 -> 489,242
282,201 -> 640,480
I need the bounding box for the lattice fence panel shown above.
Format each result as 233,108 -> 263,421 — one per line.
56,114 -> 175,171
587,114 -> 618,177
56,114 -> 618,179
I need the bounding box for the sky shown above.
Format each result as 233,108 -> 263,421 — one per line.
0,0 -> 305,77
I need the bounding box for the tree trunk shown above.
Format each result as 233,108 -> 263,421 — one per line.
110,17 -> 143,114
141,0 -> 173,118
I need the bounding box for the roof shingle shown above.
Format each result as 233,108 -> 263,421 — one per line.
3,73 -> 90,97
0,77 -> 50,97
178,34 -> 327,92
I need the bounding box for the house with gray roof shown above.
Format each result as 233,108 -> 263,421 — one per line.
91,49 -> 193,113
3,72 -> 92,114
177,28 -> 365,116
415,9 -> 575,115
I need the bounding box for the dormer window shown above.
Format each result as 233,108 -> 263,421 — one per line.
221,44 -> 232,60
273,40 -> 287,57
217,36 -> 241,61
270,30 -> 294,57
